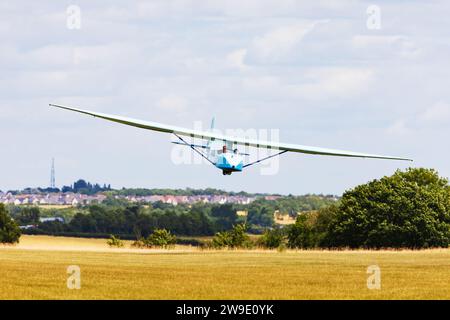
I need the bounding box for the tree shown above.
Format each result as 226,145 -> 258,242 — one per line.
247,204 -> 274,227
73,179 -> 88,192
287,214 -> 318,248
258,227 -> 286,249
0,204 -> 21,244
325,168 -> 450,248
211,204 -> 238,231
17,207 -> 40,225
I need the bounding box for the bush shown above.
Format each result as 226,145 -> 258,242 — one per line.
107,235 -> 124,248
212,223 -> 253,249
132,229 -> 177,249
0,204 -> 21,244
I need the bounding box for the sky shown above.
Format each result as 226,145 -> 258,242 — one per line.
0,0 -> 449,195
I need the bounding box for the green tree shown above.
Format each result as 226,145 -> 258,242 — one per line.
211,204 -> 238,231
0,204 -> 21,244
325,168 -> 450,248
247,204 -> 274,227
287,214 -> 319,248
18,207 -> 40,225
258,227 -> 286,249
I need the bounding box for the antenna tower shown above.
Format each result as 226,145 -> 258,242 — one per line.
50,158 -> 56,188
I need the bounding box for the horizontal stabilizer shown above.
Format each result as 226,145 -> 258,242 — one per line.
171,141 -> 208,149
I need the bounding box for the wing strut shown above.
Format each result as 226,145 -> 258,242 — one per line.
173,133 -> 216,166
243,150 -> 288,168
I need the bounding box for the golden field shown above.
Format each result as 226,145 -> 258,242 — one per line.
1,235 -> 450,299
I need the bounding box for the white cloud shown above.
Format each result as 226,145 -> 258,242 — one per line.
247,21 -> 324,63
352,35 -> 420,59
156,95 -> 188,113
386,119 -> 411,136
289,67 -> 374,100
226,48 -> 248,70
419,101 -> 450,124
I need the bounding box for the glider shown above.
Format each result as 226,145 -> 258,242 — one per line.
50,104 -> 412,175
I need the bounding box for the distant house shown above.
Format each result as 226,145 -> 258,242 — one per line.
19,225 -> 36,230
147,195 -> 164,203
39,217 -> 65,223
212,195 -> 227,204
236,210 -> 248,217
273,210 -> 296,225
201,197 -> 209,204
163,195 -> 178,205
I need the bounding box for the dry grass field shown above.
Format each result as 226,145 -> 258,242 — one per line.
1,235 -> 450,299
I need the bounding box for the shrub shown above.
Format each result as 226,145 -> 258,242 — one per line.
146,229 -> 177,248
132,229 -> 177,249
107,235 -> 124,248
212,223 -> 253,249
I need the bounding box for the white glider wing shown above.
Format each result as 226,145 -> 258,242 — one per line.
50,104 -> 412,161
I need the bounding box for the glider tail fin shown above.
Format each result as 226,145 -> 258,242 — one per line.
210,116 -> 215,131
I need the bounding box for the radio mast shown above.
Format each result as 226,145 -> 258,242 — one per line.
50,158 -> 56,188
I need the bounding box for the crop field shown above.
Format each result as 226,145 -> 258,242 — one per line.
1,236 -> 450,299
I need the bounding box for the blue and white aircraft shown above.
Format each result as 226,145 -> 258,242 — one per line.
50,104 -> 412,175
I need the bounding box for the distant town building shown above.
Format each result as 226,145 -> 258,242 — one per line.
273,210 -> 297,225
0,192 -> 257,206
39,217 -> 65,223
236,210 -> 248,217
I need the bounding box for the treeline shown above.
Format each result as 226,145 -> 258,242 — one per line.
14,203 -> 244,237
11,179 -> 112,195
8,194 -> 336,238
61,179 -> 111,194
